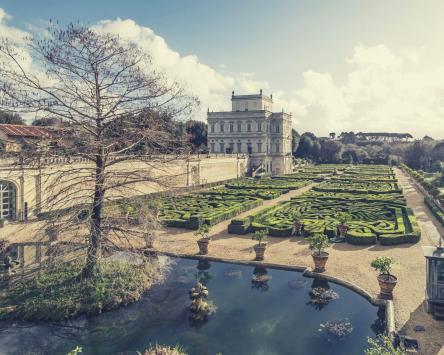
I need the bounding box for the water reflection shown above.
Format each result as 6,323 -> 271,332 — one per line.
307,278 -> 339,310
0,240 -> 86,285
195,260 -> 212,286
251,266 -> 271,291
0,257 -> 385,355
370,306 -> 386,335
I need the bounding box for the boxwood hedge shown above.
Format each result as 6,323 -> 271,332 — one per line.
228,165 -> 421,245
159,176 -> 312,230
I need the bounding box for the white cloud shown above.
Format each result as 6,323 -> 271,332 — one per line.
0,8 -> 28,42
281,44 -> 444,138
1,9 -> 444,138
92,18 -> 266,118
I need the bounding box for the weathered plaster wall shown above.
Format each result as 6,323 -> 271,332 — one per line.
0,154 -> 248,221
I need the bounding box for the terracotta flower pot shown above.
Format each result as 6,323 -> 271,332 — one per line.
337,224 -> 349,237
0,240 -> 8,254
377,274 -> 397,300
46,227 -> 58,242
197,238 -> 210,255
293,222 -> 304,236
144,233 -> 154,249
253,243 -> 267,261
312,251 -> 329,273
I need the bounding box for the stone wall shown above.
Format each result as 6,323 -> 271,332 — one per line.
0,154 -> 248,221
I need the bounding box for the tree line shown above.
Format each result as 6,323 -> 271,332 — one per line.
291,130 -> 444,171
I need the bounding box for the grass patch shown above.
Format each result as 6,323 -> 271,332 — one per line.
0,258 -> 164,321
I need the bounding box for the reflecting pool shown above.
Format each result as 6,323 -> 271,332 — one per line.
0,257 -> 384,355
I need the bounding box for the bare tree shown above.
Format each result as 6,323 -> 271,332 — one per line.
0,23 -> 198,276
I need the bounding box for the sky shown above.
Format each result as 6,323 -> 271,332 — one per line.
1,0 -> 444,138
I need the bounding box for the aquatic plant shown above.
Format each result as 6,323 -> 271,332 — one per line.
188,282 -> 217,323
66,346 -> 82,355
140,343 -> 187,355
309,287 -> 339,305
320,318 -> 354,338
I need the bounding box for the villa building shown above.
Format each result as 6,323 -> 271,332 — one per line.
207,91 -> 293,175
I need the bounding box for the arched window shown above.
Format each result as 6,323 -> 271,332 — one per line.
0,180 -> 16,220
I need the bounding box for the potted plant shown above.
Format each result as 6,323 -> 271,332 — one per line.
194,224 -> 211,255
336,213 -> 350,238
292,217 -> 304,237
0,239 -> 8,254
371,257 -> 397,300
307,233 -> 330,273
252,229 -> 268,261
0,219 -> 4,228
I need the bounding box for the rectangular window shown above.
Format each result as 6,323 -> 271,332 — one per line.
210,143 -> 215,153
276,125 -> 280,133
258,123 -> 262,132
237,123 -> 242,132
275,143 -> 280,153
247,144 -> 253,154
437,260 -> 444,283
220,143 -> 225,152
237,142 -> 242,153
210,124 -> 215,133
257,143 -> 262,152
230,123 -> 234,132
247,123 -> 251,132
220,123 -> 224,132
228,143 -> 234,153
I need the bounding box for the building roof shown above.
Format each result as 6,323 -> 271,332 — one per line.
0,124 -> 55,139
231,94 -> 273,102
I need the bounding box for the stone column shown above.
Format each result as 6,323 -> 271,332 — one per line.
18,245 -> 25,273
19,175 -> 25,221
35,243 -> 42,264
35,173 -> 42,215
186,158 -> 190,187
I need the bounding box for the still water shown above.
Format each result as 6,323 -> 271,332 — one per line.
0,257 -> 384,355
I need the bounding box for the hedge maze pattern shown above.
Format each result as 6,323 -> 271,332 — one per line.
229,165 -> 421,245
158,177 -> 314,230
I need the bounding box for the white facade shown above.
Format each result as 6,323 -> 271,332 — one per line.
207,91 -> 293,175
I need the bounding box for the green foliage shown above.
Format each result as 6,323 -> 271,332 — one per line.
194,223 -> 210,239
140,343 -> 187,355
252,229 -> 268,246
337,212 -> 351,224
0,259 -> 159,321
371,257 -> 395,276
66,346 -> 83,355
229,165 -> 421,245
365,335 -> 405,355
0,110 -> 23,124
307,233 -> 329,255
159,176 -> 312,230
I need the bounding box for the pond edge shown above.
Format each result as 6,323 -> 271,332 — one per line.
155,250 -> 396,338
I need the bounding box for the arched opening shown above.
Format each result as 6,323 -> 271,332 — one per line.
0,180 -> 17,220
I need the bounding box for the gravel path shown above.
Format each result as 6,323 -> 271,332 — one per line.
156,169 -> 444,354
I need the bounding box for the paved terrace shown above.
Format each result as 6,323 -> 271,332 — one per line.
156,168 -> 444,355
